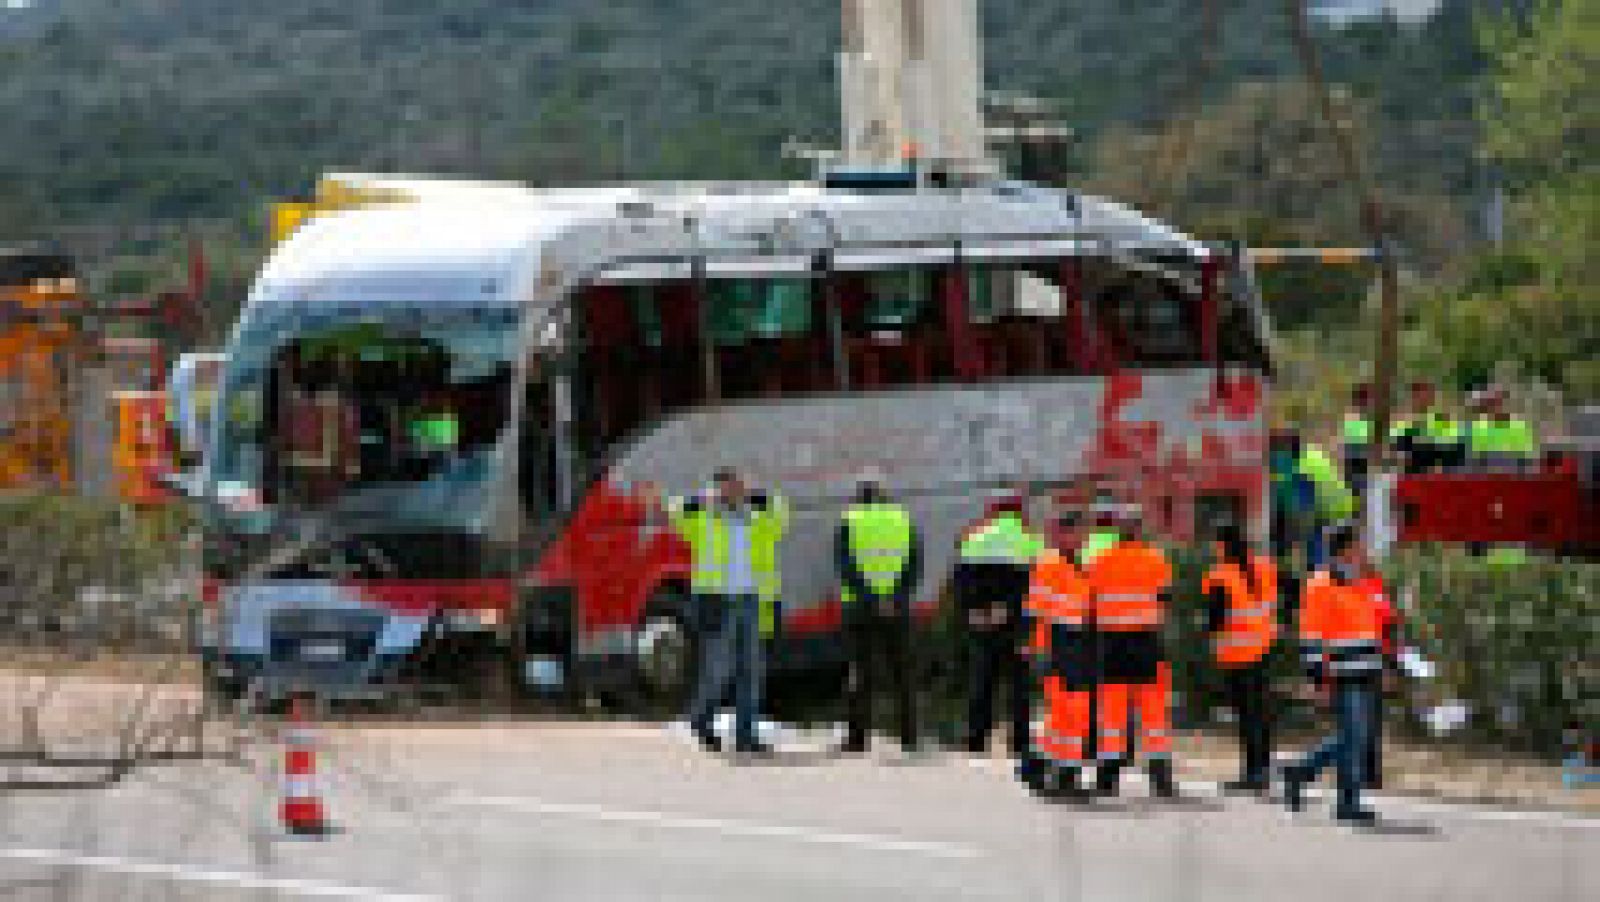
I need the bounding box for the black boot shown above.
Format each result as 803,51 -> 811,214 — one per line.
1054,767 -> 1093,802
1148,758 -> 1179,799
1094,760 -> 1123,797
1222,775 -> 1269,796
1018,756 -> 1051,796
1334,805 -> 1378,825
1282,766 -> 1308,813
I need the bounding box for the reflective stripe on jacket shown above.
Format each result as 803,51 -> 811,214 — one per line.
840,503 -> 915,604
1299,570 -> 1384,679
1203,555 -> 1279,666
1085,541 -> 1172,632
1024,548 -> 1090,653
667,494 -> 790,633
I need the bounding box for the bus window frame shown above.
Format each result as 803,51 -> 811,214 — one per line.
538,241 -> 1252,510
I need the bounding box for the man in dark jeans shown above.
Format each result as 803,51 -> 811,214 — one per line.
836,475 -> 924,754
648,470 -> 789,756
1283,526 -> 1383,824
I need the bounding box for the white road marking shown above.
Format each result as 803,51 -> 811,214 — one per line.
455,795 -> 982,859
1368,795 -> 1598,827
0,847 -> 443,900
1176,779 -> 1599,828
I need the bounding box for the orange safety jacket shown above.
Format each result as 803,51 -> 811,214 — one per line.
1024,548 -> 1091,654
1085,541 -> 1172,632
1298,571 -> 1384,681
1202,555 -> 1280,666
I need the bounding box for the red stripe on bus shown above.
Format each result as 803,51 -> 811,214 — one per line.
343,580 -> 516,615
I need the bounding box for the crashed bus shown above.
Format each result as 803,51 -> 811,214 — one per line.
194,174 -> 1274,703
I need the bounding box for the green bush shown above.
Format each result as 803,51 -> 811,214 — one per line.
901,545 -> 1593,759
0,493 -> 196,650
1383,548 -> 1597,757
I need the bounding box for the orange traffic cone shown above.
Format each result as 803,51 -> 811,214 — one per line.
280,695 -> 329,836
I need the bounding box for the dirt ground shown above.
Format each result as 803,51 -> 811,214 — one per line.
2,657 -> 1592,813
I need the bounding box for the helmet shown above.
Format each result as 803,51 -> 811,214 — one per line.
986,487 -> 1025,516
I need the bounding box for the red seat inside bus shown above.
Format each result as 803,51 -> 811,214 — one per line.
569,258 -> 1248,467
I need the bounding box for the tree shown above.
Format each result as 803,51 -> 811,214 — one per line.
1082,80 -> 1459,329
1481,0 -> 1600,289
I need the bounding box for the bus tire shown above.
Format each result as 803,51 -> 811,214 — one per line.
633,588 -> 700,713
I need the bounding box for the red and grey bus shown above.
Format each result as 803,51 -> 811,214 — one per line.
194,175 -> 1273,703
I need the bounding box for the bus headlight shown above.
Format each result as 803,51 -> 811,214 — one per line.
445,608 -> 503,632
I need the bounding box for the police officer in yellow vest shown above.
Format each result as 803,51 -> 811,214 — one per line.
1341,384 -> 1374,497
1467,387 -> 1539,565
955,490 -> 1047,761
1391,381 -> 1465,473
837,473 -> 924,754
1468,387 -> 1539,472
657,468 -> 790,755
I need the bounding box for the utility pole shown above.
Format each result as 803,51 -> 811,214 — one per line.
1285,1 -> 1400,460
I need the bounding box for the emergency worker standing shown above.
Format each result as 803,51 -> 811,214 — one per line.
1203,525 -> 1281,793
836,475 -> 924,754
1468,387 -> 1539,472
1391,381 -> 1464,473
1341,385 -> 1374,497
1297,439 -> 1357,571
1283,525 -> 1383,824
954,492 -> 1045,758
1022,544 -> 1094,798
1084,507 -> 1178,798
652,469 -> 789,756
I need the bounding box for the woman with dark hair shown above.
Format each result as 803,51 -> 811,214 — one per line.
1203,524 -> 1281,794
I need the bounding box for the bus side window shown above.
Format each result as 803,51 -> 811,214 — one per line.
965,263 -> 1078,380
844,266 -> 949,388
1102,270 -> 1203,365
707,277 -> 820,400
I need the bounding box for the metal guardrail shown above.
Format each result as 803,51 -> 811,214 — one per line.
1247,247 -> 1379,266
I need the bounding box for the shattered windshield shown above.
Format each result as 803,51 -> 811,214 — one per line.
209,301 -> 520,533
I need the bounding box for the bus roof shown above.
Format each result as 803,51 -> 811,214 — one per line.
247,177 -> 1221,319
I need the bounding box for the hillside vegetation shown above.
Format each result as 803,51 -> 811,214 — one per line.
0,2 -> 1497,231
1,1 -> 1590,400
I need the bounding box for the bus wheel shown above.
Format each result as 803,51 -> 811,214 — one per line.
634,591 -> 699,712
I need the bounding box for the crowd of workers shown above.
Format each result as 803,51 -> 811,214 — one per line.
623,379 -> 1551,826
1274,380 -> 1543,568
639,447 -> 1439,826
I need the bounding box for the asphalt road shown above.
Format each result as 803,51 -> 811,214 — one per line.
0,709 -> 1595,902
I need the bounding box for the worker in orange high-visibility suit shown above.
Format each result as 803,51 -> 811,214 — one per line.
1282,525 -> 1384,824
1085,507 -> 1178,798
1203,524 -> 1281,794
1020,546 -> 1095,800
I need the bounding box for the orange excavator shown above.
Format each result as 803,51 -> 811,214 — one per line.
2,244 -> 206,503
0,248 -> 84,491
